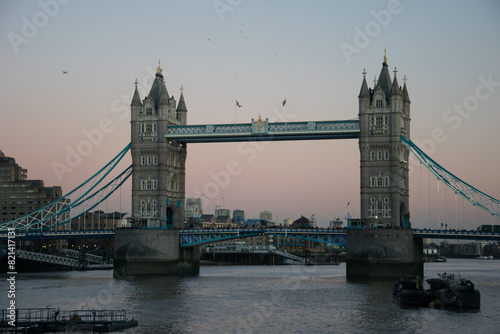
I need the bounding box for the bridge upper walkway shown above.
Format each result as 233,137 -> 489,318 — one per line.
166,119 -> 360,143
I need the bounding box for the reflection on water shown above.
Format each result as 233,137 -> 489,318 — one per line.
5,259 -> 500,333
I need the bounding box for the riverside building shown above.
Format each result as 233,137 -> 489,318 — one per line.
0,150 -> 65,224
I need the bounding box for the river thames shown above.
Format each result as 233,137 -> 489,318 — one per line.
3,259 -> 500,333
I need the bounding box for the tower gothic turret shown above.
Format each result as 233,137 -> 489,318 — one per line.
130,61 -> 188,228
358,52 -> 411,228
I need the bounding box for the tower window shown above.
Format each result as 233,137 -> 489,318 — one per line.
146,108 -> 153,116
370,176 -> 390,187
140,180 -> 158,190
376,116 -> 383,125
141,155 -> 158,165
141,123 -> 157,133
370,151 -> 376,161
376,99 -> 383,108
369,197 -> 391,218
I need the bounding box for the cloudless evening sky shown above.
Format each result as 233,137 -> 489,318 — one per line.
1,0 -> 499,228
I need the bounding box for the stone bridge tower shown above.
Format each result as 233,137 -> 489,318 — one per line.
130,61 -> 188,229
347,52 -> 422,279
114,62 -> 198,278
358,51 -> 411,228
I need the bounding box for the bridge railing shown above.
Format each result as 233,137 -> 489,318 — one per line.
167,120 -> 360,138
413,228 -> 500,236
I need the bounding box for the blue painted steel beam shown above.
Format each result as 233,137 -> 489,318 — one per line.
178,228 -> 348,247
2,228 -> 499,242
0,230 -> 115,240
170,133 -> 360,144
166,120 -> 360,144
413,229 -> 500,241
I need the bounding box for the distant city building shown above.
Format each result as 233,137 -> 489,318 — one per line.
233,209 -> 245,220
246,234 -> 274,248
310,214 -> 317,228
245,218 -> 261,228
199,213 -> 236,228
284,218 -> 292,227
260,211 -> 273,222
0,150 -> 66,224
329,217 -> 344,229
215,208 -> 231,218
200,214 -> 215,226
292,216 -> 312,228
278,216 -> 322,253
185,198 -> 202,216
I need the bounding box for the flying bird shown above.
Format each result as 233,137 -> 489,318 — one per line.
62,71 -> 68,74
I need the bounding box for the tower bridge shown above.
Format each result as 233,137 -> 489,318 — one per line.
114,54 -> 418,278
2,54 -> 499,278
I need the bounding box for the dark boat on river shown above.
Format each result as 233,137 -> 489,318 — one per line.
393,273 -> 480,309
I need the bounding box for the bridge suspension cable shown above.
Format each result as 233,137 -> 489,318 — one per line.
401,135 -> 500,218
0,144 -> 131,232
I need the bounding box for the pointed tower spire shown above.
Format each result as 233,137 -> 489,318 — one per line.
177,85 -> 187,111
159,81 -> 169,106
148,61 -> 169,106
358,69 -> 370,99
131,79 -> 142,106
156,59 -> 163,77
176,85 -> 188,125
376,49 -> 392,101
402,75 -> 410,103
391,67 -> 402,96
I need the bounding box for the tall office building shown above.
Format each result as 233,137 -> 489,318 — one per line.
186,198 -> 203,216
0,150 -> 64,224
260,211 -> 273,222
233,209 -> 245,221
215,208 -> 231,219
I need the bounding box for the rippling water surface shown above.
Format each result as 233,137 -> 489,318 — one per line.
5,259 -> 500,333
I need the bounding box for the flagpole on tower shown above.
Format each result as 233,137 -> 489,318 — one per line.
283,98 -> 287,125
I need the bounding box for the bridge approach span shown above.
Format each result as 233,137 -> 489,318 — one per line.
2,228 -> 499,242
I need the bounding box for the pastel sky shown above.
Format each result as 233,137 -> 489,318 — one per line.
1,0 -> 499,228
